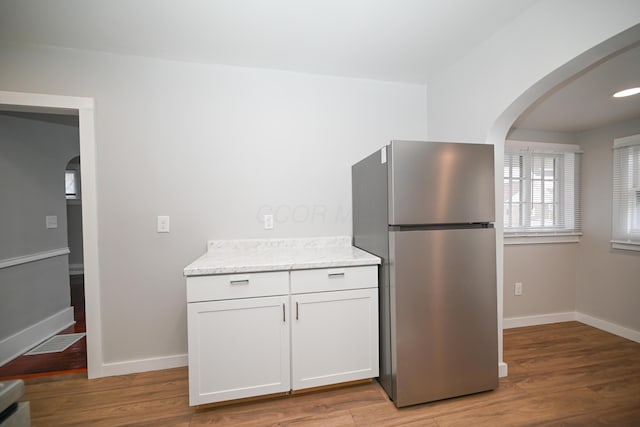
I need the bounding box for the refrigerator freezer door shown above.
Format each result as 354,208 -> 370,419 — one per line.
389,227 -> 498,407
388,141 -> 495,225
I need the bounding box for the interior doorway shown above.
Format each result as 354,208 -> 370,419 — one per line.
0,114 -> 87,379
0,90 -> 102,379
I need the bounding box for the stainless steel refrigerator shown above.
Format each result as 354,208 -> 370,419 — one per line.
352,140 -> 498,407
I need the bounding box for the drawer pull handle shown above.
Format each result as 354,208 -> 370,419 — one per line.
230,279 -> 249,285
328,272 -> 345,278
296,302 -> 299,320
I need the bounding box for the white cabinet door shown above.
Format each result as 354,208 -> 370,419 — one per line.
291,288 -> 379,390
187,296 -> 290,405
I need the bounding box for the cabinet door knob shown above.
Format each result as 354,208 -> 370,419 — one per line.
282,303 -> 286,322
296,302 -> 299,320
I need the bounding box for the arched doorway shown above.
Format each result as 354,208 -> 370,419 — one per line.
486,24 -> 640,376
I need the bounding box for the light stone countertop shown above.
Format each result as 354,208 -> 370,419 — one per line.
183,236 -> 381,276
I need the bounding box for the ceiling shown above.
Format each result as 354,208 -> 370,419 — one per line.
0,0 -> 537,84
0,0 -> 638,133
513,43 -> 640,134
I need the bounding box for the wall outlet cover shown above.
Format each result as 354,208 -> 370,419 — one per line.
264,214 -> 274,230
157,216 -> 170,233
515,282 -> 523,296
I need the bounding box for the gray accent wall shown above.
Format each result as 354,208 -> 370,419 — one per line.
0,112 -> 79,340
504,243 -> 577,318
67,203 -> 84,268
503,131 -> 579,319
504,118 -> 640,334
576,117 -> 640,332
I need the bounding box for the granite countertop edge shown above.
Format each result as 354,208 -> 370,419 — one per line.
184,257 -> 381,276
183,236 -> 381,277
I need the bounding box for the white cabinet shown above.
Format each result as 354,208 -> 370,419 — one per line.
291,287 -> 379,390
187,272 -> 290,406
186,265 -> 378,406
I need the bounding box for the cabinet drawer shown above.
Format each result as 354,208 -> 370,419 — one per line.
290,265 -> 377,294
187,271 -> 289,302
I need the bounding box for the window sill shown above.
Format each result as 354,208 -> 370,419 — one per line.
505,233 -> 581,245
611,241 -> 640,252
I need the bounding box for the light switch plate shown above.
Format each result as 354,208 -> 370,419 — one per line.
46,215 -> 58,229
157,216 -> 170,233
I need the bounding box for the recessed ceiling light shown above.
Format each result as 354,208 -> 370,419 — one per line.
613,87 -> 640,98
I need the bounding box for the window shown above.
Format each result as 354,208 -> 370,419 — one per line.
504,140 -> 582,243
65,169 -> 80,200
612,134 -> 640,251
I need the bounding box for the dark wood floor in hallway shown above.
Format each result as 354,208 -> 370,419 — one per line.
0,275 -> 86,380
18,321 -> 640,426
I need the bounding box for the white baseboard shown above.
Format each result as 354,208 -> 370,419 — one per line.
576,312 -> 640,344
499,362 -> 508,377
69,263 -> 84,275
503,311 -> 640,344
503,312 -> 576,329
0,307 -> 75,366
101,353 -> 188,377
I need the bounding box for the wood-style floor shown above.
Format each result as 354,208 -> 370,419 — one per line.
18,321 -> 640,426
0,275 -> 87,380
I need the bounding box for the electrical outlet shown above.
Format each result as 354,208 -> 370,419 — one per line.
157,216 -> 170,233
515,282 -> 523,296
263,214 -> 274,230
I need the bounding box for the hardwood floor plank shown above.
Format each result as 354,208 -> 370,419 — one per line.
588,377 -> 640,405
190,383 -> 385,426
31,396 -> 193,427
510,361 -> 640,393
15,321 -> 640,426
433,388 -> 613,427
258,410 -> 356,427
349,401 -> 439,426
530,405 -> 640,426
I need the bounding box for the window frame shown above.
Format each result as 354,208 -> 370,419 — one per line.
504,140 -> 582,245
611,134 -> 640,251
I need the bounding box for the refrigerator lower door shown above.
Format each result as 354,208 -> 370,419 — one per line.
389,227 -> 498,407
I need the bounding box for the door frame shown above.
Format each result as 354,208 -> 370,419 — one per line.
0,90 -> 103,378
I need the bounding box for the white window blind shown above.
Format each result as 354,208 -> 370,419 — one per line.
612,134 -> 640,251
504,141 -> 582,238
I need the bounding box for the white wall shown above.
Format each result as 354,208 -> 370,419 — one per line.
0,44 -> 427,367
576,117 -> 640,332
427,1 -> 640,143
0,112 -> 78,341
